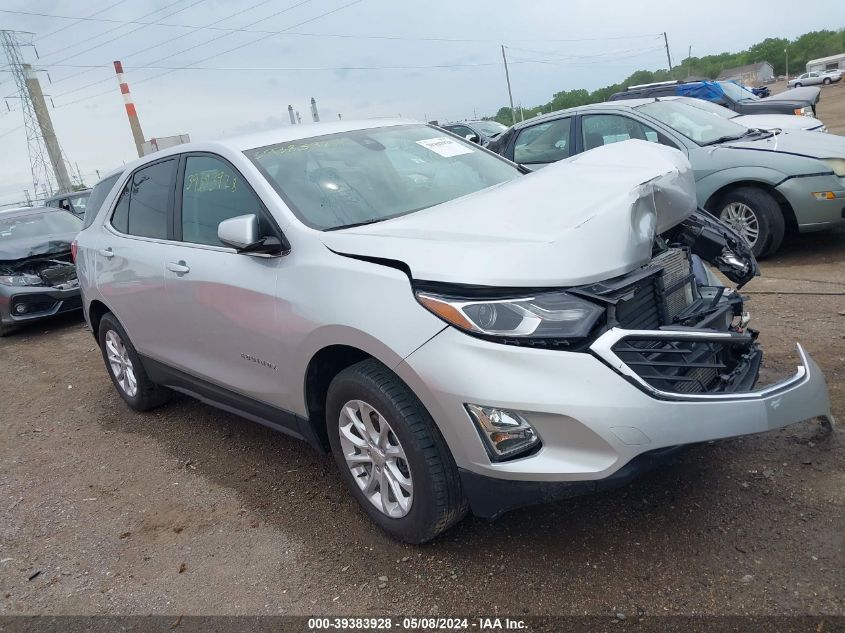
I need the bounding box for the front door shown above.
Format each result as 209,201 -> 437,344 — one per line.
162,153 -> 284,405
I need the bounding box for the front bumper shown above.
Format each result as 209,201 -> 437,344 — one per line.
0,284 -> 82,328
776,174 -> 845,230
397,326 -> 832,488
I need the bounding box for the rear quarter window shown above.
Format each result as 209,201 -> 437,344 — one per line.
82,174 -> 121,229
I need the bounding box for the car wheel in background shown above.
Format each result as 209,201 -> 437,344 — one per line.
326,358 -> 467,544
823,78 -> 831,85
793,82 -> 802,87
717,186 -> 785,258
98,312 -> 171,411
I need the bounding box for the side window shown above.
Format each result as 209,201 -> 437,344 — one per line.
513,118 -> 571,164
110,159 -> 176,239
582,114 -> 665,150
180,155 -> 265,247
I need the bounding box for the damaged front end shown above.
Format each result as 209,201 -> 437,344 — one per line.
574,210 -> 760,397
0,253 -> 81,327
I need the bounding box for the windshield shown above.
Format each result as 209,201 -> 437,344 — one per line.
246,124 -> 520,230
719,81 -> 759,102
636,100 -> 749,145
0,210 -> 82,242
471,121 -> 508,137
676,97 -> 738,119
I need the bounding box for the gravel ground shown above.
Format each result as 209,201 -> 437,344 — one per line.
1,90 -> 844,619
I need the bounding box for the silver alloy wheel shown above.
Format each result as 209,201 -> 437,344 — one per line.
105,330 -> 138,397
338,399 -> 413,518
720,202 -> 760,247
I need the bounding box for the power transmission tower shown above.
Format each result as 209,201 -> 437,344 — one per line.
0,30 -> 73,197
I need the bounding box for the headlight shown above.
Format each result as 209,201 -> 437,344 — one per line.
819,158 -> 845,177
415,290 -> 604,340
0,274 -> 42,287
793,106 -> 812,117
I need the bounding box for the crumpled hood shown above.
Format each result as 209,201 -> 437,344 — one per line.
721,128 -> 845,160
321,140 -> 696,287
0,232 -> 76,262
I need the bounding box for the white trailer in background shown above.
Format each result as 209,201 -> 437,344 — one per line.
806,53 -> 845,73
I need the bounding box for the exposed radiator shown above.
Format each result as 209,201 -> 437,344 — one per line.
653,248 -> 695,322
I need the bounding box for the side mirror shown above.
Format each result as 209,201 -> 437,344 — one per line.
465,133 -> 481,144
218,214 -> 286,256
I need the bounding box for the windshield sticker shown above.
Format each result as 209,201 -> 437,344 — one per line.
415,137 -> 474,158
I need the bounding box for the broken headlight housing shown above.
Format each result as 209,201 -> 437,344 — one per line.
415,290 -> 604,341
819,158 -> 845,178
0,273 -> 42,287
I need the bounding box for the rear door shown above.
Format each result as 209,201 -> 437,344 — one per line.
96,158 -> 177,361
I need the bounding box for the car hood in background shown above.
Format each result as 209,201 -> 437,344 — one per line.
0,232 -> 77,261
719,128 -> 845,160
760,86 -> 821,105
321,140 -> 696,288
732,113 -> 824,131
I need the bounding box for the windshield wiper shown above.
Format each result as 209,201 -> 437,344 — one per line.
325,218 -> 387,231
702,134 -> 746,146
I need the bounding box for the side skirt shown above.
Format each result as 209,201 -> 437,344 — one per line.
139,355 -> 326,452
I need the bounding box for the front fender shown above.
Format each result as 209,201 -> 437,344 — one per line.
695,166 -> 788,207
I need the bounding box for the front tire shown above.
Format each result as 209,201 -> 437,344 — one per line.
326,359 -> 467,544
793,82 -> 802,87
823,78 -> 831,85
717,187 -> 785,258
98,312 -> 171,411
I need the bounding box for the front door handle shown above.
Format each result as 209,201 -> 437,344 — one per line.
99,247 -> 114,258
166,261 -> 190,274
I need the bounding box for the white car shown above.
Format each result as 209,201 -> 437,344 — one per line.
668,96 -> 826,132
789,70 -> 841,87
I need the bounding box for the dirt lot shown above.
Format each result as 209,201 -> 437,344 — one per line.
1,90 -> 844,618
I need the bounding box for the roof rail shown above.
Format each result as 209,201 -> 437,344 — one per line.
626,79 -> 682,90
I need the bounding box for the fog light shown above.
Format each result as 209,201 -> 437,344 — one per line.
465,404 -> 540,460
812,191 -> 835,200
14,304 -> 27,314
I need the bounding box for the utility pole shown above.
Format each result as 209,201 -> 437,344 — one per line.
24,63 -> 73,193
113,61 -> 145,157
0,30 -> 73,196
501,45 -> 516,125
687,45 -> 692,79
784,48 -> 789,78
310,97 -> 320,122
288,104 -> 296,124
663,32 -> 673,73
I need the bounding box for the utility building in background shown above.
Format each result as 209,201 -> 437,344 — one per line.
0,30 -> 73,196
113,61 -> 145,157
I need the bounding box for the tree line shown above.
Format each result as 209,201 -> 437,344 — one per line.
491,28 -> 844,124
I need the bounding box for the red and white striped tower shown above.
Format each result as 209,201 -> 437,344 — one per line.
113,60 -> 145,157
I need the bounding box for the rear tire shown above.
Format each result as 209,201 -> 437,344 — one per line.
98,312 -> 171,411
716,187 -> 785,258
326,359 -> 467,544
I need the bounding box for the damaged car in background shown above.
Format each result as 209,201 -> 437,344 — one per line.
75,123 -> 832,543
0,207 -> 82,336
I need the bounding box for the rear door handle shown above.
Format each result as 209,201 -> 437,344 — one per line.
166,261 -> 190,274
99,248 -> 114,258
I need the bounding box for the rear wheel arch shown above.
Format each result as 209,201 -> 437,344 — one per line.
88,300 -> 111,342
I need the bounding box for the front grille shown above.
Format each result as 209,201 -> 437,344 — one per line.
611,335 -> 760,395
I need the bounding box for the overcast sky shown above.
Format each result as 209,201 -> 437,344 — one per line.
0,0 -> 838,204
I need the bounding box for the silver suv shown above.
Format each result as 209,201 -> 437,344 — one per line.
75,121 -> 832,543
